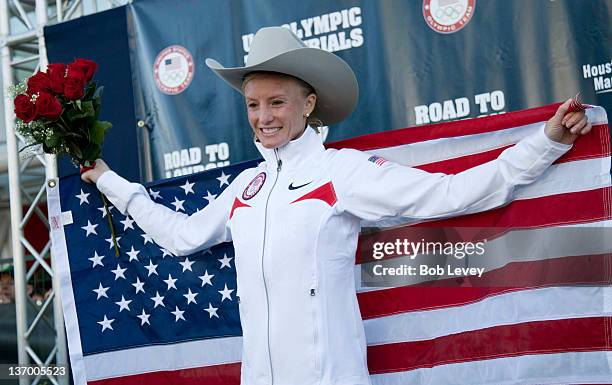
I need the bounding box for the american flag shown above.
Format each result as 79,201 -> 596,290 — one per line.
164,56 -> 181,71
48,103 -> 612,385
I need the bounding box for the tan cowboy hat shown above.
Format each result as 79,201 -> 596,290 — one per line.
205,26 -> 358,125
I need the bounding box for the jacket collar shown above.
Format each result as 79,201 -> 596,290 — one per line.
255,126 -> 325,171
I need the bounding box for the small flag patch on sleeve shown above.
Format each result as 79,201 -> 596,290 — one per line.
368,155 -> 388,166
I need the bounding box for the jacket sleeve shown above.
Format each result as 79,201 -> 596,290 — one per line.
331,123 -> 573,226
96,170 -> 246,256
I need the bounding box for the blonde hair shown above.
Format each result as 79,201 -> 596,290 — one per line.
242,71 -> 322,132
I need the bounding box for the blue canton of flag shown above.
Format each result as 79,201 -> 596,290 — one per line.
164,56 -> 181,71
55,160 -> 257,358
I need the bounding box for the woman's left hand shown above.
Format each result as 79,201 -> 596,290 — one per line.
544,98 -> 592,145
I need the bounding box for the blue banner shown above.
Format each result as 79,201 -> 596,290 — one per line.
44,0 -> 612,181
126,0 -> 612,180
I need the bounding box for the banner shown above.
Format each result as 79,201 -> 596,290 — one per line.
126,0 -> 612,180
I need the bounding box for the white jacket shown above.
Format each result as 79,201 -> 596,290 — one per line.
97,125 -> 571,385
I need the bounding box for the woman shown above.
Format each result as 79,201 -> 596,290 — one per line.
82,27 -> 591,385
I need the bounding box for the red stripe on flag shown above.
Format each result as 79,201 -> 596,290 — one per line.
367,317 -> 612,374
326,103 -> 565,151
357,253 -> 612,319
88,362 -> 241,385
414,187 -> 611,229
414,124 -> 609,174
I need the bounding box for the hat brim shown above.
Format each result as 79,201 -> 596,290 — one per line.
206,47 -> 358,125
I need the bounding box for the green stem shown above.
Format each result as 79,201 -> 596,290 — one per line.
57,116 -> 72,133
100,191 -> 120,257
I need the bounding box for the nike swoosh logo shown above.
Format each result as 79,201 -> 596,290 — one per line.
288,181 -> 313,190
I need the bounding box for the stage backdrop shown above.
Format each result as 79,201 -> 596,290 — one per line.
124,0 -> 612,180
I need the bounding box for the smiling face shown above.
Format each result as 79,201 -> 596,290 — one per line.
243,72 -> 316,149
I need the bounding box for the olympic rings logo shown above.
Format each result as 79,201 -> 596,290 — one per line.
423,0 -> 475,34
434,4 -> 464,21
161,70 -> 187,83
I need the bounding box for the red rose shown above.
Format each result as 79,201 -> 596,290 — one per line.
47,63 -> 66,94
70,58 -> 98,82
14,94 -> 37,123
35,92 -> 62,120
26,71 -> 51,94
64,66 -> 85,100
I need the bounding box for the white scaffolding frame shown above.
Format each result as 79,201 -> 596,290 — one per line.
1,1 -> 126,384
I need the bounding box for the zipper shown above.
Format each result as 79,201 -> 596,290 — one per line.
310,265 -> 320,378
310,206 -> 322,380
261,148 -> 282,385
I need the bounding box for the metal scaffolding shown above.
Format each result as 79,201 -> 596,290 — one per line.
1,1 -> 126,384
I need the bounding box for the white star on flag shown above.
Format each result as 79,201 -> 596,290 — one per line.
126,246 -> 140,262
111,264 -> 127,280
137,309 -> 150,326
132,277 -> 145,294
219,283 -> 234,302
218,254 -> 233,269
105,236 -> 121,249
97,315 -> 114,332
199,270 -> 214,286
76,189 -> 90,205
145,260 -> 158,276
115,295 -> 132,312
120,216 -> 135,230
179,257 -> 195,272
171,306 -> 186,322
150,291 -> 165,308
141,233 -> 154,245
217,171 -> 231,187
203,190 -> 217,203
81,220 -> 98,237
161,248 -> 174,258
180,180 -> 195,195
204,303 -> 219,318
164,274 -> 178,290
171,197 -> 185,212
148,188 -> 162,200
92,283 -> 109,300
183,288 -> 198,305
98,205 -> 114,218
88,251 -> 105,268
184,288 -> 198,305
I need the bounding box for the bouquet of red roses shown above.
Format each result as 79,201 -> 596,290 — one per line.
10,58 -> 119,255
10,58 -> 112,168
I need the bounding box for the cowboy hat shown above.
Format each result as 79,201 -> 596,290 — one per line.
205,26 -> 358,125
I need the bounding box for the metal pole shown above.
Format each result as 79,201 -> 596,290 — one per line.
35,0 -> 69,381
1,1 -> 30,384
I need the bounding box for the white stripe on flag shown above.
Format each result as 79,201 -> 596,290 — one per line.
364,286 -> 610,344
514,157 -> 610,200
369,351 -> 612,385
83,336 -> 242,381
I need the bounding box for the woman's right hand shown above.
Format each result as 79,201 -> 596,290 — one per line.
81,158 -> 110,184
